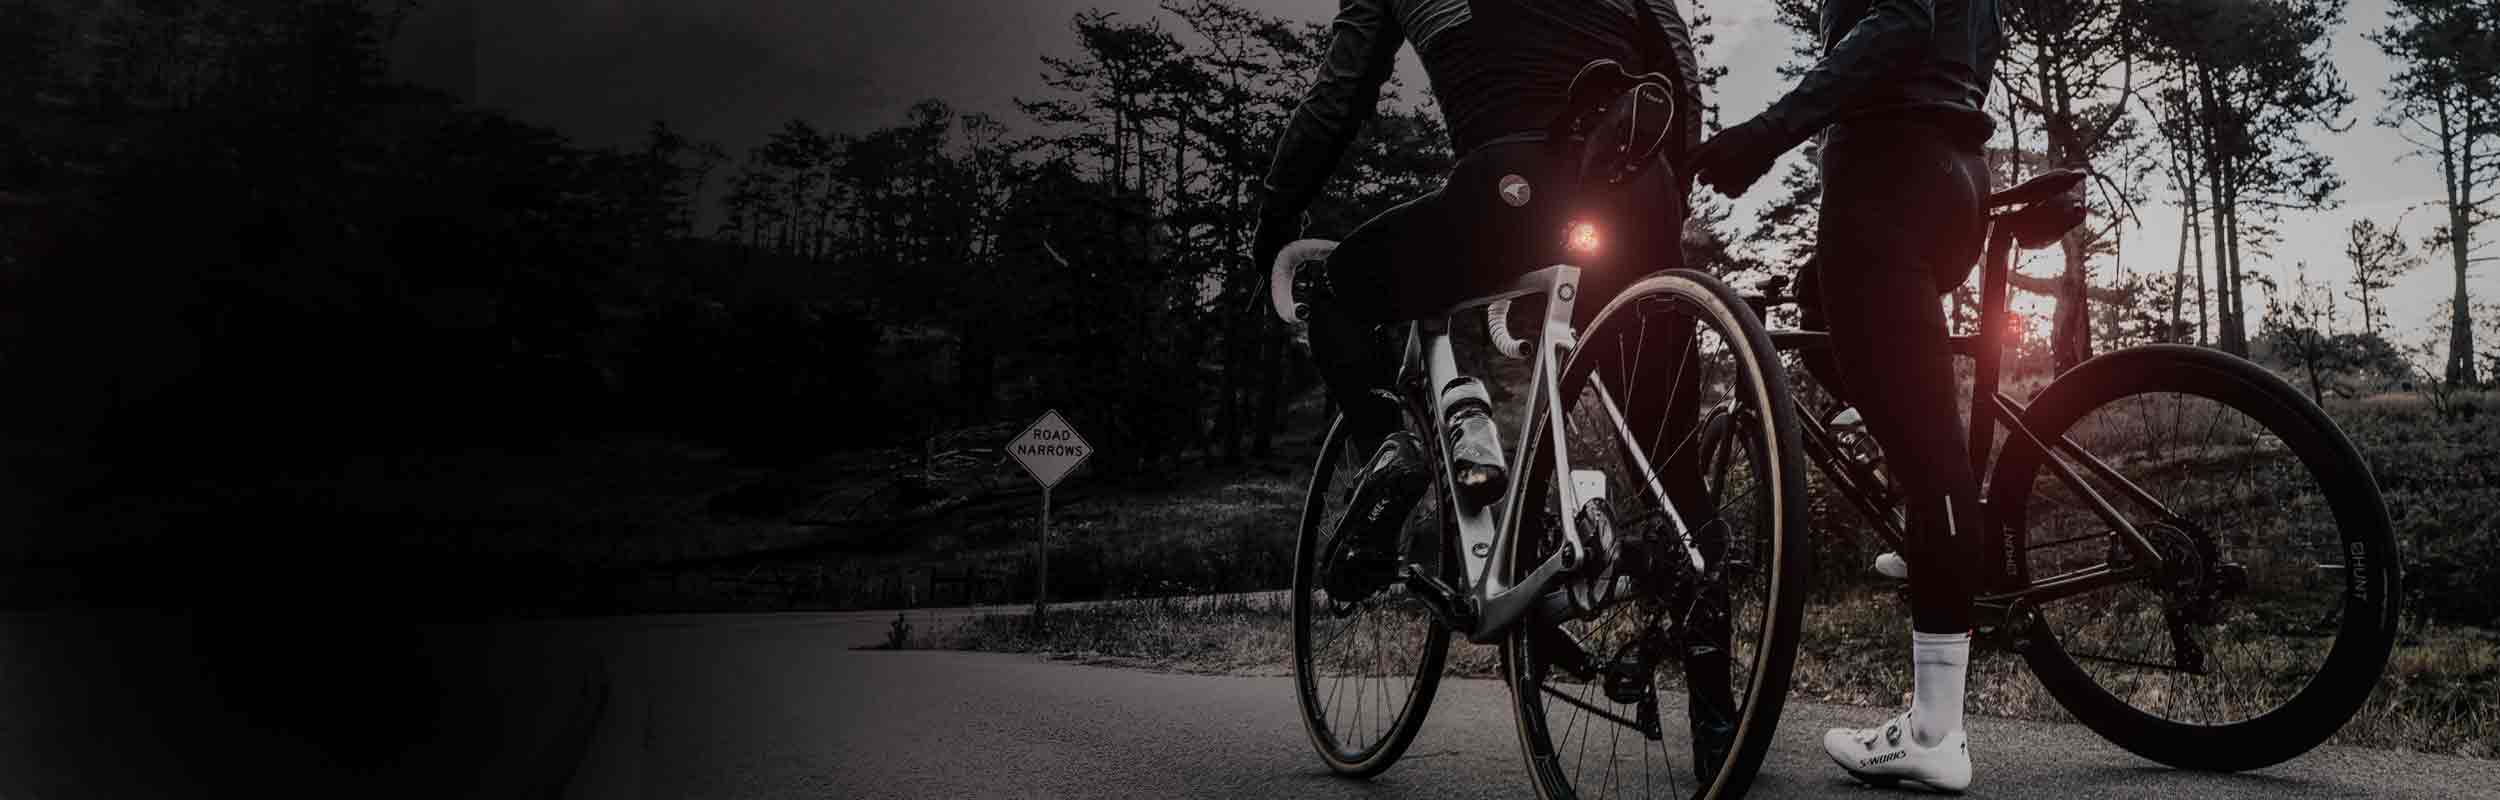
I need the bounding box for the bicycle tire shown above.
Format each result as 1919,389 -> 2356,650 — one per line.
1504,270 -> 1810,800
1987,344 -> 2401,771
1291,413 -> 1452,778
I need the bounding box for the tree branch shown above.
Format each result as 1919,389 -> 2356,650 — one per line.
2007,269 -> 2130,304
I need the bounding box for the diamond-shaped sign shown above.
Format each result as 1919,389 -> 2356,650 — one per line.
1009,409 -> 1092,489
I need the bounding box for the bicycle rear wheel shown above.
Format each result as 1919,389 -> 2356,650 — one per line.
1988,345 -> 2401,771
1291,413 -> 1451,777
1504,271 -> 1809,800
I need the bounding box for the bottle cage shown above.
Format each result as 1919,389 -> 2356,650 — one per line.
1548,59 -> 1678,189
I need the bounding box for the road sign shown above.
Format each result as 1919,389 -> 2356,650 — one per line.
1009,409 -> 1092,489
1009,409 -> 1091,628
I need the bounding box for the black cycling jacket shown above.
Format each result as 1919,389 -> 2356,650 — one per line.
1257,0 -> 1703,224
1758,0 -> 2001,144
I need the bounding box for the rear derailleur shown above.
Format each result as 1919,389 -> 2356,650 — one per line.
1530,613 -> 1671,742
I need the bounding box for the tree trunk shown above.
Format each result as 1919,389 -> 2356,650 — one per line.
1112,101 -> 1127,196
1253,329 -> 1284,459
2194,63 -> 2246,356
2106,221 -> 2125,346
2204,171 -> 2229,353
2448,205 -> 2479,384
2054,234 -> 2091,370
2048,64 -> 2094,373
2222,192 -> 2248,356
1220,322 -> 1244,464
2440,96 -> 2482,385
2170,200 -> 2190,342
2305,333 -> 2324,406
2188,160 -> 2209,347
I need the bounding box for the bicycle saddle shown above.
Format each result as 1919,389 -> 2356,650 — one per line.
1547,59 -> 1677,188
1991,170 -> 2091,251
1988,169 -> 2087,208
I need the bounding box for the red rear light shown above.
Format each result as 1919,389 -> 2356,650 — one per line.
1566,221 -> 1601,256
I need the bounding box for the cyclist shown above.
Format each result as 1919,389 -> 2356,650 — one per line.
1686,0 -> 2001,792
1251,0 -> 1732,781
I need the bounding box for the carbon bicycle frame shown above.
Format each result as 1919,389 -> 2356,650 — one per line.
1390,263 -> 1707,645
1757,218 -> 2197,632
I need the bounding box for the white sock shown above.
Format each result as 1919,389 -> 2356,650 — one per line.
1909,629 -> 1971,748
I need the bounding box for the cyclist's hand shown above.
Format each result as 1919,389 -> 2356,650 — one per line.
1688,117 -> 1799,199
1252,213 -> 1302,275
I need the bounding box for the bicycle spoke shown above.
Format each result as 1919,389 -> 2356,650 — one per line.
1605,711 -> 1623,797
1517,287 -> 1789,800
1642,725 -> 1654,800
2018,389 -> 2352,727
1381,617 -> 1396,741
1294,422 -> 1445,772
1540,681 -> 1649,732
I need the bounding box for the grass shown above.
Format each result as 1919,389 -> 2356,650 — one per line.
894,385 -> 2500,761
911,588 -> 2498,761
1786,589 -> 2500,760
910,594 -> 1304,676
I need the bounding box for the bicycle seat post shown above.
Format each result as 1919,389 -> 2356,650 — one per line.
1420,318 -> 1462,436
1969,219 -> 2016,478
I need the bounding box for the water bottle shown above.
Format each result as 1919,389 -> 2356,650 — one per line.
1830,406 -> 1886,469
1440,377 -> 1509,509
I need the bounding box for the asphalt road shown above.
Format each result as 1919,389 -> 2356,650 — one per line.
5,606 -> 2491,798
0,610 -> 612,799
562,611 -> 2500,800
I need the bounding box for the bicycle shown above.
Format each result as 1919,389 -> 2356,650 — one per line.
1710,168 -> 2404,772
1274,235 -> 1811,798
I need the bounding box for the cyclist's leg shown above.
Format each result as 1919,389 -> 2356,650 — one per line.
1792,254 -> 1853,409
1813,117 -> 1989,755
1442,144 -> 1708,542
1612,189 -> 1744,783
1417,141 -> 1732,772
1300,189 -> 1455,599
1308,189 -> 1448,456
1324,141 -> 1711,561
1480,148 -> 1733,775
1816,120 -> 1987,633
1632,321 -> 1741,776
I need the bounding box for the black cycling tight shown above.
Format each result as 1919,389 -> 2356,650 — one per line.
1804,117 -> 1990,634
1310,137 -> 1684,454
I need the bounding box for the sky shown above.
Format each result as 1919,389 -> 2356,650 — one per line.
389,0 -> 2491,352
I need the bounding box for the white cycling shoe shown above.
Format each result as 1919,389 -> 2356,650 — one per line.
1822,709 -> 1971,793
1874,551 -> 1910,579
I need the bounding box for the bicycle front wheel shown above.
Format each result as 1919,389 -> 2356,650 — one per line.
1504,270 -> 1810,800
1988,344 -> 2401,771
1291,413 -> 1451,777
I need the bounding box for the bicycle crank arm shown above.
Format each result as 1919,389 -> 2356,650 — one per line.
1968,597 -> 2036,654
1401,564 -> 1478,635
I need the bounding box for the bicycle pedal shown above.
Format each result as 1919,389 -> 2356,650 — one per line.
1636,695 -> 1665,742
1401,564 -> 1477,633
1603,660 -> 1652,704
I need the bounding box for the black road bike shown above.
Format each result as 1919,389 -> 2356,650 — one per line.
1280,242 -> 1808,800
1714,169 -> 2403,773
1277,59 -> 1809,796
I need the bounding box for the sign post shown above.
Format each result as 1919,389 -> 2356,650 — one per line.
1008,409 -> 1092,629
